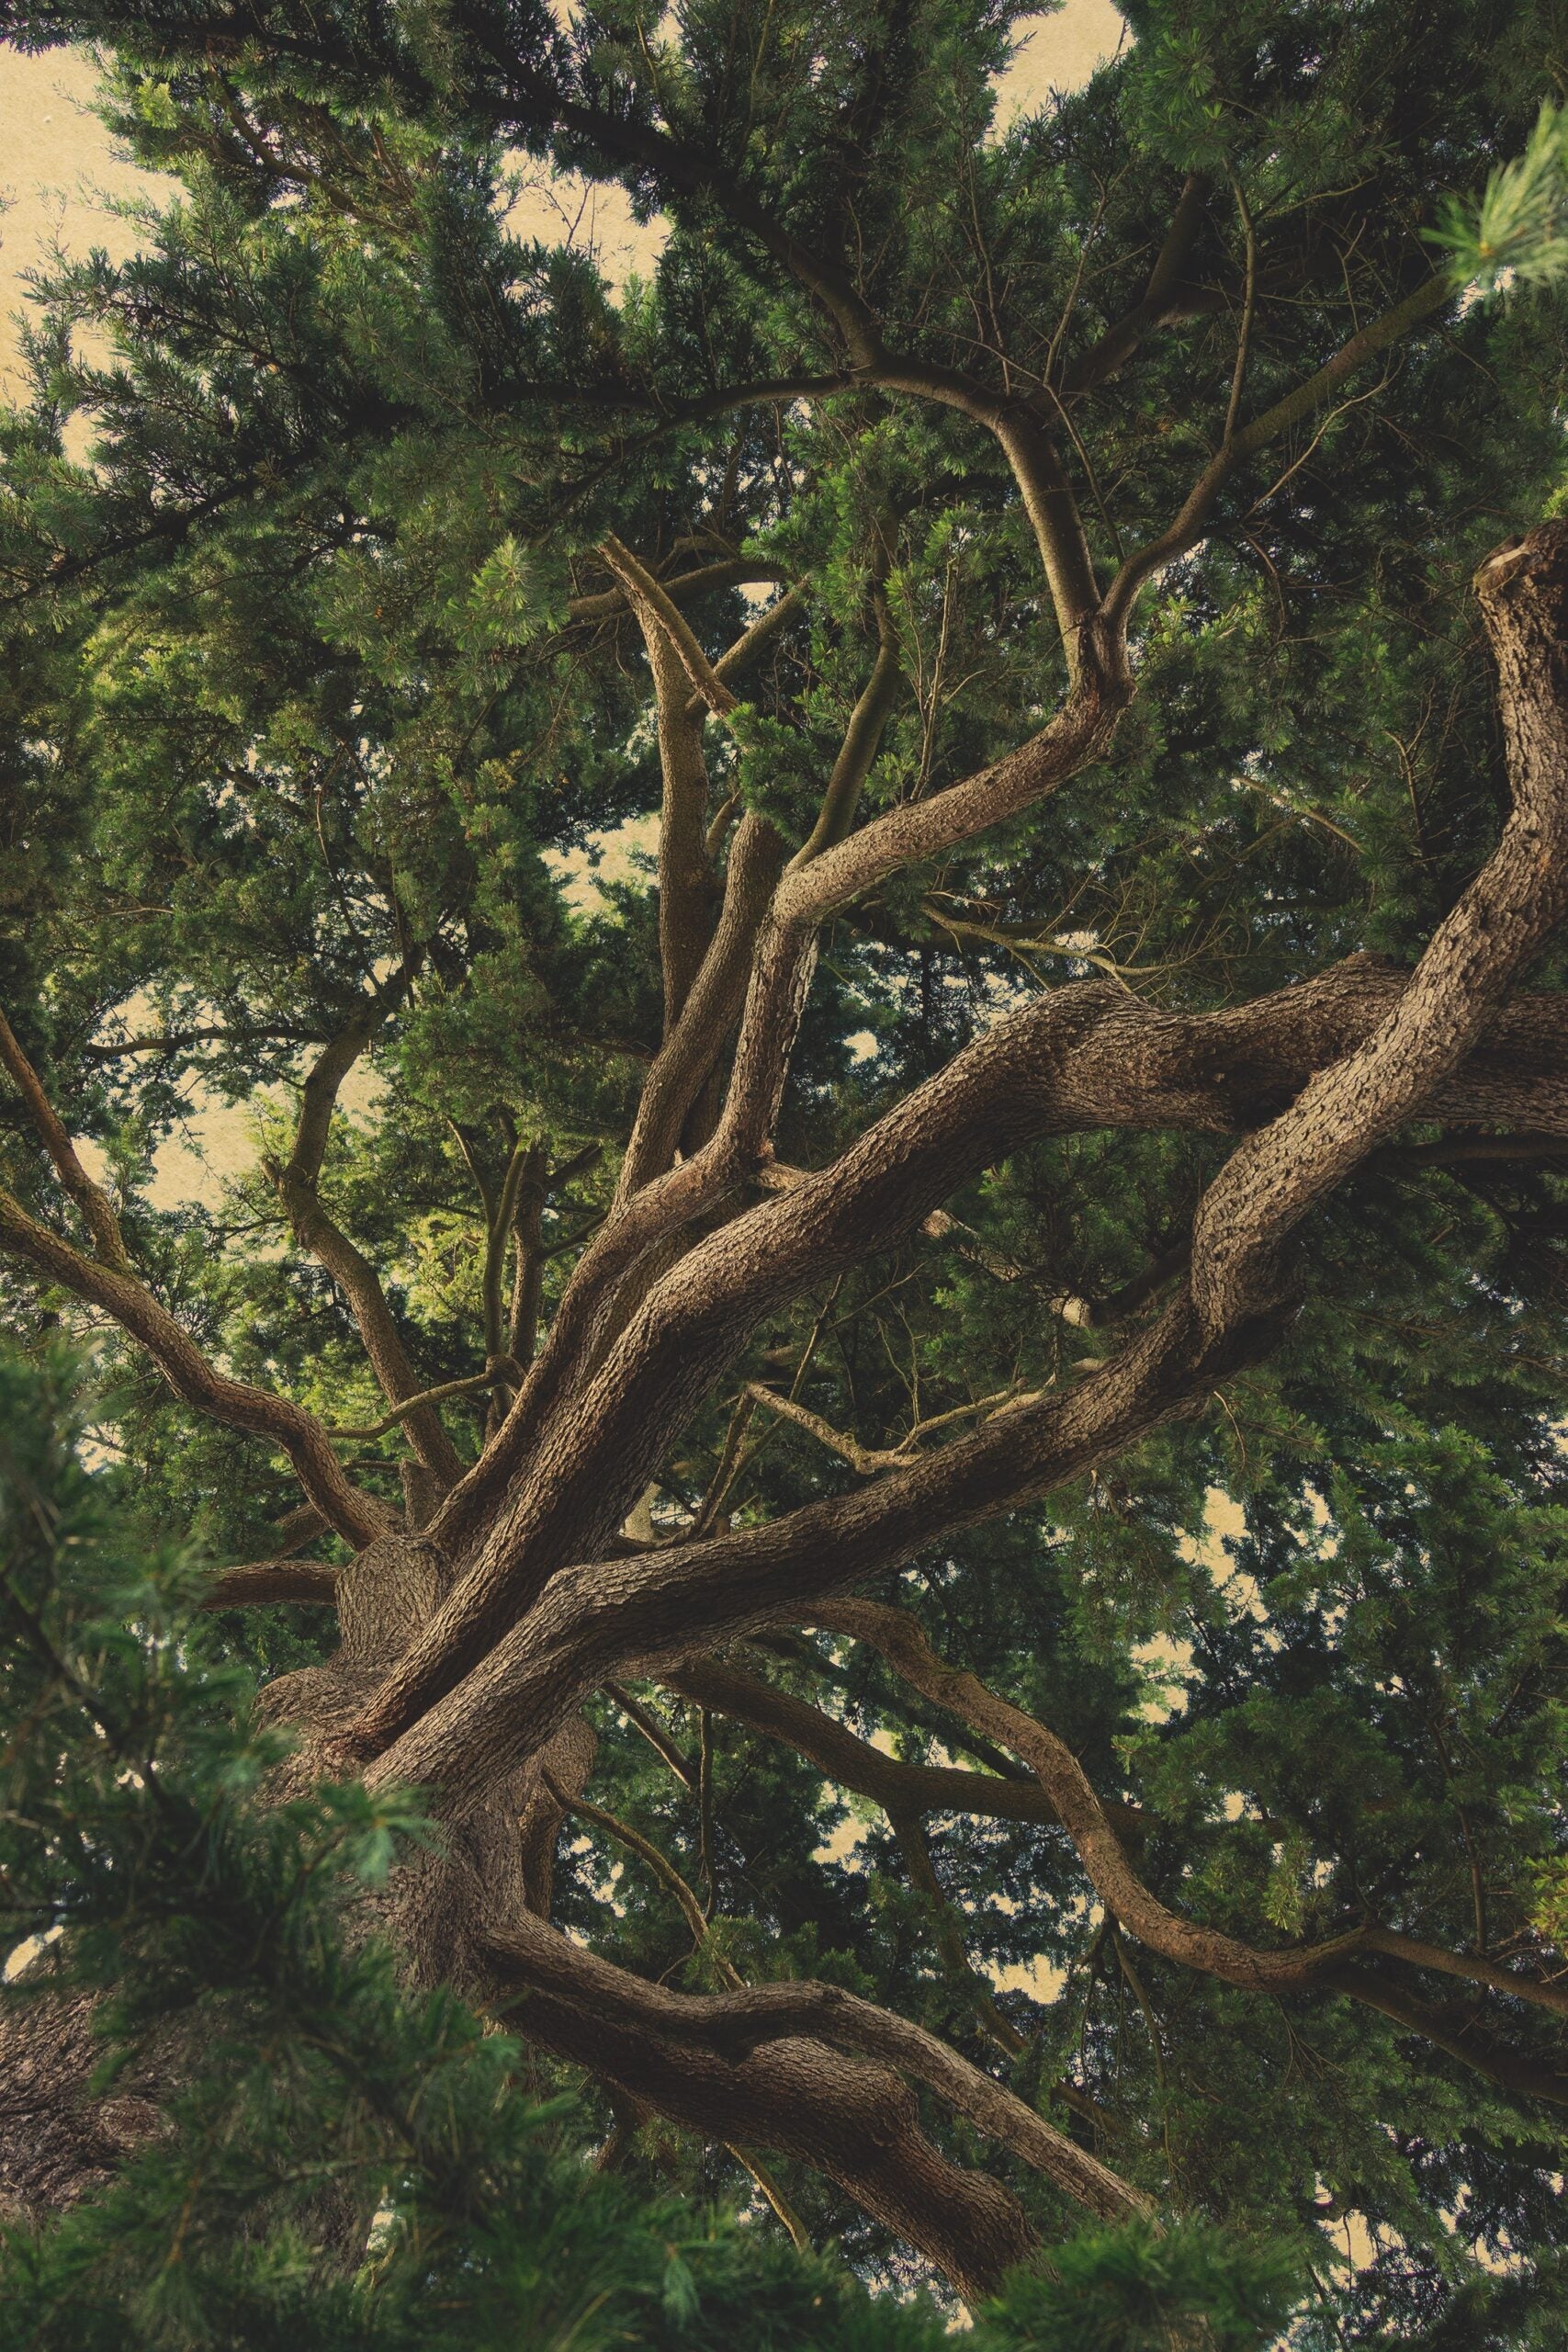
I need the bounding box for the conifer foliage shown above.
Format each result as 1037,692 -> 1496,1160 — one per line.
1,2 -> 1567,2342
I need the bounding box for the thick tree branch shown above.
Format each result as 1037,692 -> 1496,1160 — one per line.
200,1557 -> 340,1609
868,365 -> 1101,655
1359,1928 -> 1568,2020
489,1911 -> 1147,2219
358,1292 -> 1223,1788
817,1598 -> 1367,1992
480,1906 -> 1149,2290
770,661 -> 1127,932
617,559 -> 723,1032
1190,521 -> 1568,1338
1322,1964 -> 1568,2106
430,657 -> 1126,1586
429,812 -> 786,1559
365,957 -> 1568,1754
616,813 -> 788,1199
282,969 -> 409,1196
487,1947 -> 1036,2301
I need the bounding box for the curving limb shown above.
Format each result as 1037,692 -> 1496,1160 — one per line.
479,1901 -> 1149,2302
658,1651 -> 1143,1839
0,1004 -> 132,1272
814,1600 -> 1568,2088
1189,522 -> 1568,1339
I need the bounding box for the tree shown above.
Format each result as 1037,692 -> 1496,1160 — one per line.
0,0 -> 1565,2337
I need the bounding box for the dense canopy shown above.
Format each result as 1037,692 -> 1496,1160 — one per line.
2,2 -> 1568,2343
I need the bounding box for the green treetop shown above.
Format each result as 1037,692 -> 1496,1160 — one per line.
1,2 -> 1567,2343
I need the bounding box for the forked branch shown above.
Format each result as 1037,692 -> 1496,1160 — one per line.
480,1905 -> 1149,2263
359,958 -> 1568,1758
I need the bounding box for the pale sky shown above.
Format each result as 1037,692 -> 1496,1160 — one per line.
0,5 -> 1126,390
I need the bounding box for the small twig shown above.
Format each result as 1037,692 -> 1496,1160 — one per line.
1224,177 -> 1258,445
603,1681 -> 697,1789
1228,772 -> 1363,854
325,1363 -> 522,1440
892,1809 -> 1027,2060
692,579 -> 808,717
542,1769 -> 743,1988
741,1379 -> 1030,1476
691,1391 -> 758,1540
727,2145 -> 813,2253
698,1708 -> 717,1921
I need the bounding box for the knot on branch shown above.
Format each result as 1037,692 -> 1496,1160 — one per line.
1476,518 -> 1568,720
1474,514 -> 1568,607
336,1532 -> 451,1668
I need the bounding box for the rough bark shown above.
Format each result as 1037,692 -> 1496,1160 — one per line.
0,1979 -> 163,2226
358,1294 -> 1237,1804
491,1974 -> 1036,2307
1190,522 -> 1568,1337
481,1909 -> 1150,2245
